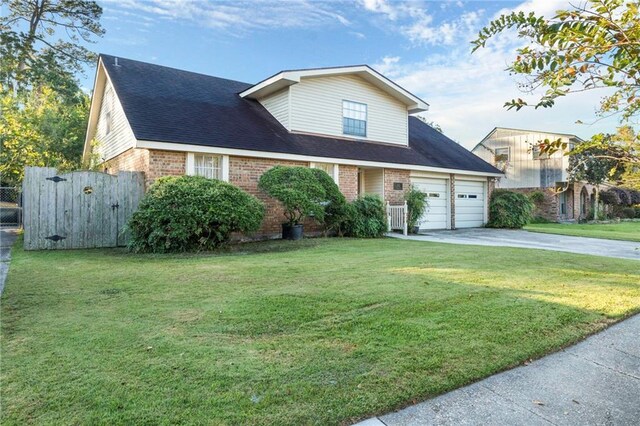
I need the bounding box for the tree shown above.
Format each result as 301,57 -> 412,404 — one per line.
566,132 -> 626,219
0,86 -> 89,186
472,0 -> 640,121
1,0 -> 104,94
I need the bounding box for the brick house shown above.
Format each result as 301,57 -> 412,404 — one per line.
472,127 -> 598,222
84,55 -> 502,237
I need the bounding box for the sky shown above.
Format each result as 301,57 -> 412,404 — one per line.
83,0 -> 622,148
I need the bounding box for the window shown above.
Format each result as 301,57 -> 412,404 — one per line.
104,89 -> 113,136
468,194 -> 478,199
532,145 -> 548,160
428,193 -> 440,198
494,147 -> 509,163
311,162 -> 338,183
457,194 -> 468,199
105,112 -> 112,135
194,154 -> 221,179
342,100 -> 367,137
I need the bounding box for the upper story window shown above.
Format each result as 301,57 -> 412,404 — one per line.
531,145 -> 548,160
194,154 -> 221,179
342,100 -> 367,137
104,89 -> 113,135
494,147 -> 509,163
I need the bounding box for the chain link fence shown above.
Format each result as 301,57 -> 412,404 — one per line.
0,187 -> 22,227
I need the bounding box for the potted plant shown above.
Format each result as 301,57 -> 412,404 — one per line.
258,166 -> 326,240
405,185 -> 428,234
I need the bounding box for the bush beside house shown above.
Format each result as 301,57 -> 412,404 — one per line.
487,189 -> 534,228
128,176 -> 265,252
344,195 -> 388,238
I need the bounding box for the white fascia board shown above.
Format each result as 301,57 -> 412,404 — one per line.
83,57 -> 105,160
136,140 -> 503,177
240,66 -> 429,112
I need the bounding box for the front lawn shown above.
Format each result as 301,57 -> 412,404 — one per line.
524,221 -> 640,242
2,238 -> 639,425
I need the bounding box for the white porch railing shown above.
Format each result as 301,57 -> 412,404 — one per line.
386,201 -> 408,236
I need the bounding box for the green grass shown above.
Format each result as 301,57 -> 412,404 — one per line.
2,238 -> 639,425
525,221 -> 640,242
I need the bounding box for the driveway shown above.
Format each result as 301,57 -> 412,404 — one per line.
388,228 -> 640,260
356,314 -> 640,426
1,228 -> 19,295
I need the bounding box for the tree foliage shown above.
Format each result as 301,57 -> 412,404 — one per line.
310,168 -> 349,235
1,0 -> 104,94
404,185 -> 428,232
0,86 -> 89,185
472,0 -> 640,121
343,195 -> 388,238
258,166 -> 327,225
487,190 -> 534,228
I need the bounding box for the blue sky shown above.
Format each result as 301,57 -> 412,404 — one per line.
87,0 -> 622,148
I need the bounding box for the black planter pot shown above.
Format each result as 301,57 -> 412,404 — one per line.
412,225 -> 420,234
282,223 -> 304,240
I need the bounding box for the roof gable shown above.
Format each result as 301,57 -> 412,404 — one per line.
240,65 -> 429,114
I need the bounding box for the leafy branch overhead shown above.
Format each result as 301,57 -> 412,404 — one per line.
472,0 -> 640,121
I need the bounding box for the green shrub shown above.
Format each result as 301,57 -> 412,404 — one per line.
528,190 -> 545,205
344,195 -> 388,238
258,166 -> 326,225
405,185 -> 428,232
635,206 -> 640,219
530,215 -> 553,224
310,168 -> 349,235
128,176 -> 264,253
621,207 -> 636,219
487,190 -> 533,228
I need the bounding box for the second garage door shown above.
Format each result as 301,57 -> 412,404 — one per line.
455,180 -> 485,228
413,178 -> 448,230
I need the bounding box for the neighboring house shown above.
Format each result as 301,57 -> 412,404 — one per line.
472,127 -> 595,221
84,54 -> 501,237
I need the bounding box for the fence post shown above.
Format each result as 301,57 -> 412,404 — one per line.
403,201 -> 408,236
386,201 -> 391,232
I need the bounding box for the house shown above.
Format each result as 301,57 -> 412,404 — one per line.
472,127 -> 595,221
84,54 -> 502,237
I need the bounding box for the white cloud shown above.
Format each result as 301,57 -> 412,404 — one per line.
372,0 -> 620,148
106,0 -> 351,32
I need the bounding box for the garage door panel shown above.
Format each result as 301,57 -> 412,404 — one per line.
412,178 -> 448,230
455,180 -> 485,228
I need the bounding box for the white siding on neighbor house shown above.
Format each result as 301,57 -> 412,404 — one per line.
363,168 -> 384,198
473,129 -> 571,189
259,88 -> 289,129
93,77 -> 136,162
289,75 -> 408,145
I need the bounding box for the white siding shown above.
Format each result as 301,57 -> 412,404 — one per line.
289,75 -> 408,145
363,169 -> 384,197
472,129 -> 571,189
93,78 -> 136,161
259,88 -> 289,129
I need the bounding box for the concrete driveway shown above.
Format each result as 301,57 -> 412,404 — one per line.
388,228 -> 640,260
356,314 -> 640,426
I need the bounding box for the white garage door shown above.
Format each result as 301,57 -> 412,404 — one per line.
412,178 -> 448,230
455,180 -> 485,228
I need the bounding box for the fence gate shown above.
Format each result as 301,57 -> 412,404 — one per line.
22,167 -> 145,250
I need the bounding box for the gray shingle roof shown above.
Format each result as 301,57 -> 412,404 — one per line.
100,54 -> 500,174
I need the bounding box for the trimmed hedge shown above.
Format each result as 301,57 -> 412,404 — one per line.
310,168 -> 349,235
128,176 -> 264,253
258,166 -> 326,225
487,189 -> 533,228
344,195 -> 388,238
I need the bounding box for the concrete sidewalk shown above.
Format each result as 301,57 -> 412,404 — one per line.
356,314 -> 640,426
388,228 -> 640,260
0,228 -> 19,295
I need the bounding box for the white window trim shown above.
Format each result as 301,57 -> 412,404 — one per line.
310,162 -> 339,185
186,153 -> 229,182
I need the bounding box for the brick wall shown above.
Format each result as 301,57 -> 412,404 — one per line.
339,165 -> 359,202
147,150 -> 186,187
383,168 -> 410,204
104,148 -> 149,176
229,156 -> 325,237
509,187 -> 559,221
449,174 -> 456,229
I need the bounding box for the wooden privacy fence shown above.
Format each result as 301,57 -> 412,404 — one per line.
386,201 -> 408,236
23,167 -> 145,250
